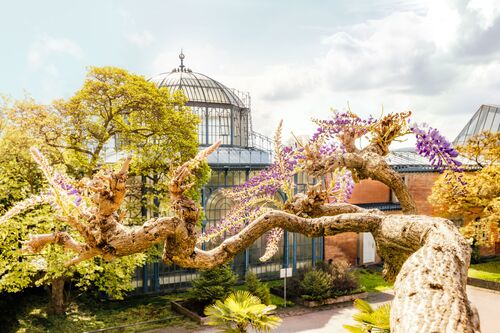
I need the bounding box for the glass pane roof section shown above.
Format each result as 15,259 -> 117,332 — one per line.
453,104 -> 499,145
150,70 -> 246,108
385,148 -> 479,172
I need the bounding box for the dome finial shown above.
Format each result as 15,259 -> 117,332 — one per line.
179,49 -> 185,70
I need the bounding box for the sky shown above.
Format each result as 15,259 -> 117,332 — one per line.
1,0 -> 499,146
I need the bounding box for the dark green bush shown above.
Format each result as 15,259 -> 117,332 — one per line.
300,270 -> 332,300
189,264 -> 238,305
245,271 -> 271,305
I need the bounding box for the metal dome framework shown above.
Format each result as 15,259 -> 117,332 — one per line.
150,57 -> 258,149
132,53 -> 322,294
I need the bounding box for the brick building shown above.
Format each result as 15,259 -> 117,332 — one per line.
326,104 -> 500,265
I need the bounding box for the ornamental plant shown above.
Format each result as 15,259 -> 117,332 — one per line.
245,271 -> 271,305
189,264 -> 238,306
204,290 -> 282,333
344,299 -> 391,333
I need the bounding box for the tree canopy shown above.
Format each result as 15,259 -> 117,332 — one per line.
430,131 -> 499,246
0,66 -> 207,313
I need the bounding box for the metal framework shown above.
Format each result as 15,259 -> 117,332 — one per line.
453,104 -> 499,145
132,54 -> 321,294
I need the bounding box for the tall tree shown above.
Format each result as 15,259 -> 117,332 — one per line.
0,67 -> 206,314
430,131 -> 499,247
1,110 -> 479,332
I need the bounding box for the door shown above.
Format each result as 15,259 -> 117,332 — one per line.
362,232 -> 376,264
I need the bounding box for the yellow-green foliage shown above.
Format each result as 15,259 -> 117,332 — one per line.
0,66 -> 206,298
430,131 -> 499,246
344,299 -> 391,333
205,290 -> 282,333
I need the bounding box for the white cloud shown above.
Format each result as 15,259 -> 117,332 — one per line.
145,0 -> 500,145
235,0 -> 500,144
27,36 -> 83,72
467,0 -> 500,29
127,30 -> 154,47
26,36 -> 83,102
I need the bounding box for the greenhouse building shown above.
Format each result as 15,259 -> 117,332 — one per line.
133,53 -> 323,294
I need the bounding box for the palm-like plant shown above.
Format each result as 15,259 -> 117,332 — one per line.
204,290 -> 282,333
343,299 -> 391,333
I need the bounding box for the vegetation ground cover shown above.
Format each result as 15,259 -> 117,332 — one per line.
4,289 -> 196,333
353,268 -> 393,292
468,257 -> 500,283
6,280 -> 292,332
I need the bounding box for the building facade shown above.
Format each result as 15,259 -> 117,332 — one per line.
133,54 -> 322,294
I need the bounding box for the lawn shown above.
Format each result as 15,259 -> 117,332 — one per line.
354,268 -> 393,292
468,257 -> 500,283
6,290 -> 196,333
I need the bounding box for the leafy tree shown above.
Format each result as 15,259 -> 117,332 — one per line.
204,290 -> 282,333
245,271 -> 271,305
0,66 -> 205,314
343,299 -> 391,333
0,109 -> 481,331
430,131 -> 499,247
189,264 -> 238,305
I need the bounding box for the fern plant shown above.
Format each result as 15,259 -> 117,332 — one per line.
343,299 -> 391,333
204,290 -> 282,333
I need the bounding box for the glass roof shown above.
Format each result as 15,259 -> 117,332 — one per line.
453,104 -> 500,145
150,69 -> 246,108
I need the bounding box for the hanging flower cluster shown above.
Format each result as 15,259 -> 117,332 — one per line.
198,205 -> 269,244
328,168 -> 355,203
0,148 -> 88,225
259,228 -> 284,262
312,111 -> 376,142
410,124 -> 463,173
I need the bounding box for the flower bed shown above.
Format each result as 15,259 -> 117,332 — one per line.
270,286 -> 367,308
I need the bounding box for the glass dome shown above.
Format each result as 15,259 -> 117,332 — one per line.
150,52 -> 253,147
150,70 -> 246,108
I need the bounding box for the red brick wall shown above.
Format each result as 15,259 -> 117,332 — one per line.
325,171 -> 500,263
324,232 -> 358,266
349,179 -> 390,204
402,172 -> 439,216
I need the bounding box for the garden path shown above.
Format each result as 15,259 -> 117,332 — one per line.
151,286 -> 499,333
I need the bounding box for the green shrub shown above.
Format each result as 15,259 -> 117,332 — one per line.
300,270 -> 332,300
189,264 -> 238,305
245,272 -> 271,305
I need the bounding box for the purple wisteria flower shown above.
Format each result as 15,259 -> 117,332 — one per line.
329,168 -> 355,203
199,206 -> 264,244
54,173 -> 83,207
411,123 -> 462,173
260,228 -> 283,262
312,111 -> 376,142
229,145 -> 304,202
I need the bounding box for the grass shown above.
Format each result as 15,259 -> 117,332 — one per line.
6,290 -> 197,333
354,268 -> 393,292
468,257 -> 500,283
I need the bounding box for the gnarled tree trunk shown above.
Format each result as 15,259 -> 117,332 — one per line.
15,143 -> 481,332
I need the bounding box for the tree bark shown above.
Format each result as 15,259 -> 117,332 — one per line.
9,142 -> 480,331
48,277 -> 65,315
165,209 -> 480,333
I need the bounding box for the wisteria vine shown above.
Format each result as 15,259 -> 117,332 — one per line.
200,110 -> 465,262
